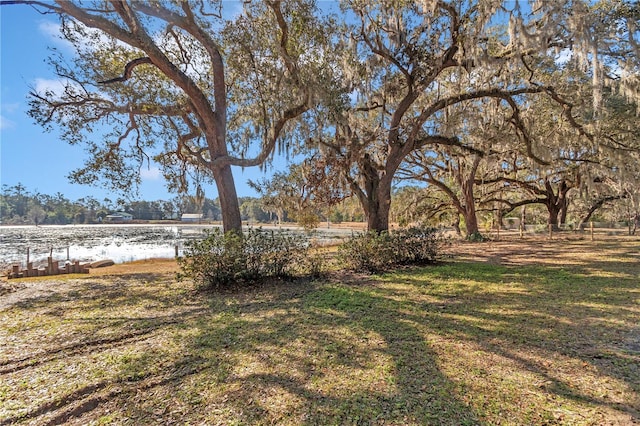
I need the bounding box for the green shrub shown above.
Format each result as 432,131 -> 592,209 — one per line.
243,228 -> 308,278
466,231 -> 488,242
337,227 -> 440,273
343,231 -> 397,273
302,249 -> 327,278
177,228 -> 310,290
390,227 -> 440,265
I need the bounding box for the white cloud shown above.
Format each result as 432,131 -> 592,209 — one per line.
38,20 -> 74,50
33,78 -> 70,95
38,19 -> 126,51
0,115 -> 16,130
32,76 -> 114,104
140,166 -> 162,181
38,20 -> 61,38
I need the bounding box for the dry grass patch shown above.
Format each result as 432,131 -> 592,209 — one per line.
0,237 -> 638,425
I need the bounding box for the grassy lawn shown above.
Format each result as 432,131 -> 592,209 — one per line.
0,238 -> 638,425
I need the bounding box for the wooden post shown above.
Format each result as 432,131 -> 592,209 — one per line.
26,247 -> 30,265
47,257 -> 54,275
175,245 -> 179,257
548,224 -> 553,240
67,246 -> 70,261
590,221 -> 594,241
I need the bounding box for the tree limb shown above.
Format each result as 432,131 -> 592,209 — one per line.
98,57 -> 153,84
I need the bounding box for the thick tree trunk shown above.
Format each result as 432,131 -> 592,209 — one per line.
547,204 -> 561,231
361,179 -> 392,233
463,207 -> 480,236
366,193 -> 391,233
212,164 -> 242,233
460,159 -> 480,238
544,179 -> 569,232
354,170 -> 392,233
559,203 -> 568,226
353,154 -> 393,233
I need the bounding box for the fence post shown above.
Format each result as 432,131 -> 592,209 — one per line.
548,224 -> 553,240
590,221 -> 594,241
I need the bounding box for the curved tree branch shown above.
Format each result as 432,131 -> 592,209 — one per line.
98,57 -> 153,84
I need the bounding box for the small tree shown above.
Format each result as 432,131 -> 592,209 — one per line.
249,156 -> 349,230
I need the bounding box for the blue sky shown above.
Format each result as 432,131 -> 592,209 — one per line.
0,3 -> 274,202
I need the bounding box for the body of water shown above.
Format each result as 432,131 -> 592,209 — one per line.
0,223 -> 357,269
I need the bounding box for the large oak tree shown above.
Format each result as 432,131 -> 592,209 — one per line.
4,0 -> 329,232
305,0 -> 640,232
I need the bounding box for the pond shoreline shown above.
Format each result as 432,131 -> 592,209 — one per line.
0,222 -> 366,270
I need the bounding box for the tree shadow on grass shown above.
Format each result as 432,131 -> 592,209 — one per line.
0,275 -> 208,425
0,308 -> 206,375
384,260 -> 640,422
2,273 -> 175,311
173,281 -> 481,425
3,252 -> 638,425
452,238 -> 640,277
0,354 -> 217,426
1,275 -> 200,373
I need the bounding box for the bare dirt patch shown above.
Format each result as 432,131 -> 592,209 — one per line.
445,234 -> 640,269
87,258 -> 178,276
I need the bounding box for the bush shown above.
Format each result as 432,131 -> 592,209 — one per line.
243,228 -> 308,278
466,231 -> 488,242
337,226 -> 440,273
390,227 -> 440,265
177,228 -> 310,290
178,226 -> 441,289
336,231 -> 390,273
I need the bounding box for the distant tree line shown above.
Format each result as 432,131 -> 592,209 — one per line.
3,179 -> 636,236
0,183 -> 362,226
0,183 -> 221,225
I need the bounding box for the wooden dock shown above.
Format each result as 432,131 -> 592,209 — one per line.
8,257 -> 89,279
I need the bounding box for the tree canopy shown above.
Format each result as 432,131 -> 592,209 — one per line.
2,0 -> 639,233
7,0 -> 332,232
